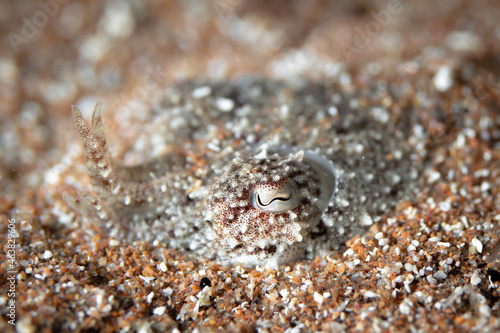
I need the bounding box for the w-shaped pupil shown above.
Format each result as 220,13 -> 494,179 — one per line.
257,193 -> 292,206
250,179 -> 299,213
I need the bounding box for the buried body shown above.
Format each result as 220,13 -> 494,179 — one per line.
67,79 -> 427,269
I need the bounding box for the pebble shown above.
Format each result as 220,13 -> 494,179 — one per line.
159,262 -> 168,272
470,271 -> 481,286
153,306 -> 166,316
438,201 -> 451,212
434,270 -> 447,280
191,86 -> 212,99
215,97 -> 235,112
43,250 -> 52,259
471,238 -> 483,253
433,66 -> 454,92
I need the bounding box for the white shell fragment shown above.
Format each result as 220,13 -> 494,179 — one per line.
471,238 -> 483,253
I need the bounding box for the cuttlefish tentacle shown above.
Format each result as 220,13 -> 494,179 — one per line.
71,104 -> 193,217
64,190 -> 110,227
88,102 -> 189,182
72,103 -> 116,196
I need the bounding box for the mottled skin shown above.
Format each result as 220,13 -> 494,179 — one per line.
69,103 -> 202,244
206,149 -> 334,267
69,79 -> 426,268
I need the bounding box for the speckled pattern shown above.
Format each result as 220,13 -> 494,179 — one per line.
1,1 -> 500,332
68,79 -> 426,269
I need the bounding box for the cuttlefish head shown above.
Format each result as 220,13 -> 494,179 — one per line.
205,147 -> 337,268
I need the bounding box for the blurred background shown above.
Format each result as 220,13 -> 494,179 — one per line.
0,0 -> 499,197
1,2 -> 500,332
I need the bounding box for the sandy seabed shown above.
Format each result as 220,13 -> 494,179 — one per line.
1,1 -> 500,332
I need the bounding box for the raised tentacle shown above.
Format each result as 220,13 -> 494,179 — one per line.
72,102 -> 199,213
72,103 -> 116,197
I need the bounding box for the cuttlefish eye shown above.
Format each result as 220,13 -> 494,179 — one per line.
249,178 -> 299,213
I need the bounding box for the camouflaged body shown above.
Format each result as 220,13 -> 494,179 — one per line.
69,78 -> 427,268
